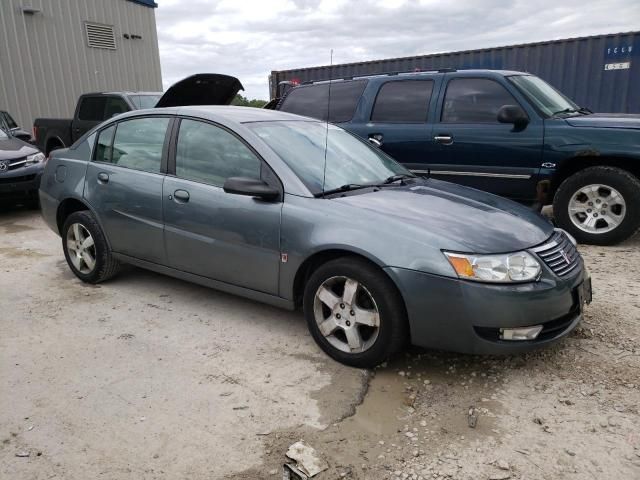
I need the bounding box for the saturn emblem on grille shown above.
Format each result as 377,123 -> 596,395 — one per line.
560,249 -> 571,264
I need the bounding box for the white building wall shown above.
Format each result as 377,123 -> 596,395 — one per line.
0,0 -> 162,130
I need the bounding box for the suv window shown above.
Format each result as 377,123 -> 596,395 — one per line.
108,117 -> 169,172
78,96 -> 108,121
279,80 -> 367,122
371,80 -> 434,123
94,125 -> 115,163
441,78 -> 517,123
175,119 -> 261,187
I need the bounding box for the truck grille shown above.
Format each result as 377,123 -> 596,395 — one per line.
532,230 -> 581,277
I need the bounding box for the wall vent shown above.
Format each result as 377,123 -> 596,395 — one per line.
84,22 -> 116,50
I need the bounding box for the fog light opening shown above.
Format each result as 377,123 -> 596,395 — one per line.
500,325 -> 543,341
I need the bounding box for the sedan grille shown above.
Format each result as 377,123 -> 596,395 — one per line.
532,230 -> 581,277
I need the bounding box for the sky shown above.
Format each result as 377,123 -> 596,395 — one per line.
155,0 -> 640,100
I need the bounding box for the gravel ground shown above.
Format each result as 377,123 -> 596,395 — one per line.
1,205 -> 639,480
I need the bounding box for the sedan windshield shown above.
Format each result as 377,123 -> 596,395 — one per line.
248,121 -> 410,194
508,75 -> 579,117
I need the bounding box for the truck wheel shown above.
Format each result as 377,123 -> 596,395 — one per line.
303,257 -> 408,368
62,211 -> 121,283
554,166 -> 640,245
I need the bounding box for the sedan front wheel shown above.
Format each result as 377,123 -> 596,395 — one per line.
303,257 -> 408,368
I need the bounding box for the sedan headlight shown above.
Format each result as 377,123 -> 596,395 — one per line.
26,152 -> 45,165
444,251 -> 541,283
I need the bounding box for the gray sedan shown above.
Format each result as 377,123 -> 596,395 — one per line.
39,107 -> 591,367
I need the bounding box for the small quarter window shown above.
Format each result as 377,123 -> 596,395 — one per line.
94,125 -> 115,163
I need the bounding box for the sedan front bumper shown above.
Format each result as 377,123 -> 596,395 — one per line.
385,261 -> 587,354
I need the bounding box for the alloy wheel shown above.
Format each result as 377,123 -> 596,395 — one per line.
66,223 -> 97,274
313,276 -> 380,354
568,183 -> 626,234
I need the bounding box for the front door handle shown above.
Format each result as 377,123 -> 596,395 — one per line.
434,135 -> 453,145
173,189 -> 190,203
97,172 -> 109,183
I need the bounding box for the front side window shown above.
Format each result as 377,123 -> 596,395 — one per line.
109,117 -> 169,172
441,78 -> 517,123
249,121 -> 409,194
129,94 -> 161,109
371,80 -> 434,123
78,97 -> 107,121
279,80 -> 367,123
175,119 -> 261,187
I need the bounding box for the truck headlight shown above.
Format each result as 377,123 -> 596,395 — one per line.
443,251 -> 541,283
26,152 -> 45,164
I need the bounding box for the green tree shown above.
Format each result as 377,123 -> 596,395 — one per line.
231,94 -> 268,108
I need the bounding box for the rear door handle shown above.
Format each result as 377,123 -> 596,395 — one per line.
368,134 -> 383,147
434,135 -> 453,145
97,172 -> 109,183
173,189 -> 190,203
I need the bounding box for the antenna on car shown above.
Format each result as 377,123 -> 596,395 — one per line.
321,49 -> 333,198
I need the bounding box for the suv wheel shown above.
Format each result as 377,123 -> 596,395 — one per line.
303,257 -> 408,368
554,166 -> 640,245
62,211 -> 121,283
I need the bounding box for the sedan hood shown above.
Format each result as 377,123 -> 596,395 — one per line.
155,73 -> 244,108
332,179 -> 554,254
565,113 -> 640,130
0,135 -> 39,161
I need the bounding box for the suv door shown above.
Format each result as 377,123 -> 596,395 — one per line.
348,77 -> 441,173
431,76 -> 543,202
163,118 -> 282,294
84,116 -> 171,263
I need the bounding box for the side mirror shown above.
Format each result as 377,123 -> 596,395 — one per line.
223,177 -> 280,201
497,105 -> 529,127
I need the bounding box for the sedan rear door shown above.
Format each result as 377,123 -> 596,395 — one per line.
84,115 -> 172,264
162,117 -> 282,294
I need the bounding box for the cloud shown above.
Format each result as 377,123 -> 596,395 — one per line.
156,0 -> 640,100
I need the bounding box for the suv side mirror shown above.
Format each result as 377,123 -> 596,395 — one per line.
223,177 -> 280,201
497,105 -> 529,127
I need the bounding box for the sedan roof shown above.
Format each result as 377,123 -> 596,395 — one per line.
169,105 -> 313,124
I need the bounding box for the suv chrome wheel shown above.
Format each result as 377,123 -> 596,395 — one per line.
568,183 -> 626,234
66,223 -> 96,274
313,276 -> 380,354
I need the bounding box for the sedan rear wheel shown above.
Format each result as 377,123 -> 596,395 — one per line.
62,210 -> 121,283
304,257 -> 408,368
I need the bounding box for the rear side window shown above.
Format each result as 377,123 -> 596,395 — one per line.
109,117 -> 169,172
78,97 -> 107,121
104,97 -> 129,118
175,119 -> 261,187
94,125 -> 115,163
371,80 -> 434,123
279,80 -> 367,122
441,78 -> 517,123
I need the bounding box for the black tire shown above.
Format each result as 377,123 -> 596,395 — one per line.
303,257 -> 408,368
62,210 -> 121,283
553,166 -> 640,245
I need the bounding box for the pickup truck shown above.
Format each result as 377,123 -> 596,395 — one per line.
33,92 -> 161,156
274,69 -> 640,245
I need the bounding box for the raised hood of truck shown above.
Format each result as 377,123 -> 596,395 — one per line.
155,74 -> 244,108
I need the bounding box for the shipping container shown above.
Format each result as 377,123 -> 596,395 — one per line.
269,31 -> 638,113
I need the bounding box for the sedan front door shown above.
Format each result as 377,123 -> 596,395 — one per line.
162,118 -> 282,294
84,116 -> 171,263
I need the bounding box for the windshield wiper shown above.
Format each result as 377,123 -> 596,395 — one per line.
551,108 -> 579,116
577,106 -> 593,114
379,173 -> 416,186
316,184 -> 370,197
